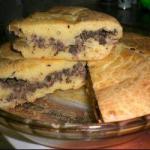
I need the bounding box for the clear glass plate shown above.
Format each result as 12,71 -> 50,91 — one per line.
0,87 -> 150,149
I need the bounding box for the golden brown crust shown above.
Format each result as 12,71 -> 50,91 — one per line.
96,73 -> 150,122
88,43 -> 149,90
9,6 -> 122,41
9,6 -> 122,28
88,33 -> 150,122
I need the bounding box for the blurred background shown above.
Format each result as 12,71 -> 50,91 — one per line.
0,0 -> 150,44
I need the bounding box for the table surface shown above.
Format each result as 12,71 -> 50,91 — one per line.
1,129 -> 150,149
109,130 -> 150,149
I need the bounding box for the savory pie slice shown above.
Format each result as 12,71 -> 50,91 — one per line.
88,42 -> 150,122
0,43 -> 86,109
9,6 -> 122,60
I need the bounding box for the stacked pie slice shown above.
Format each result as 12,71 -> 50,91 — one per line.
0,7 -> 122,110
2,6 -> 149,123
9,6 -> 122,60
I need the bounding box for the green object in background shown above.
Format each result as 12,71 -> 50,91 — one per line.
139,0 -> 150,9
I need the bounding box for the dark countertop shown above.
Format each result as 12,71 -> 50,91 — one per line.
0,134 -> 13,149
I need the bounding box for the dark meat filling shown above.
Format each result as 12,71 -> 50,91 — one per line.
30,29 -> 117,56
77,29 -> 117,45
31,34 -> 45,49
48,38 -> 65,56
0,63 -> 86,102
69,29 -> 116,55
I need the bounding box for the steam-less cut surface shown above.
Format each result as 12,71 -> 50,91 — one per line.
9,6 -> 122,60
0,44 -> 85,109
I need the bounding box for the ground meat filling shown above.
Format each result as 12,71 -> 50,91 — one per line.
29,29 -> 117,56
77,29 -> 117,45
0,63 -> 86,102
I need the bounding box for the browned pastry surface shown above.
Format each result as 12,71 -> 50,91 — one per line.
88,33 -> 150,122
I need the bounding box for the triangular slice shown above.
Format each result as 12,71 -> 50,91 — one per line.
9,6 -> 122,60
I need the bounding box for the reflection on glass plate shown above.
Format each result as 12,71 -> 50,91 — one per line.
0,86 -> 150,149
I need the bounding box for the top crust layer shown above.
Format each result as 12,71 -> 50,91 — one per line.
9,6 -> 122,43
88,43 -> 150,91
0,58 -> 80,82
88,33 -> 150,123
9,6 -> 122,26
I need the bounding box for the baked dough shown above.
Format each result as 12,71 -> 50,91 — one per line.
0,43 -> 85,109
9,6 -> 122,60
88,39 -> 150,122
